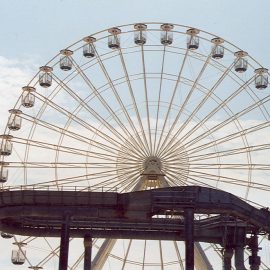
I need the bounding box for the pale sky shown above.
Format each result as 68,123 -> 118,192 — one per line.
0,0 -> 269,128
0,0 -> 270,269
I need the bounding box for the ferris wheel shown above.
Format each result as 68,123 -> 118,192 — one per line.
0,22 -> 270,269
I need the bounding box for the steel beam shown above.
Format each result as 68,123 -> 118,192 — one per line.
185,208 -> 194,270
59,215 -> 70,270
248,235 -> 261,270
234,227 -> 247,270
84,235 -> 92,270
223,248 -> 233,270
91,239 -> 117,270
194,242 -> 214,270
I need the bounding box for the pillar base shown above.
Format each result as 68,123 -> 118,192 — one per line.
84,235 -> 92,270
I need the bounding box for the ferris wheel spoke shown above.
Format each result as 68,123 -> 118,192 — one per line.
44,237 -> 59,254
159,240 -> 164,270
92,47 -> 150,156
38,238 -> 76,268
155,48 -> 189,155
38,246 -> 60,267
142,240 -> 147,270
70,252 -> 84,270
16,235 -> 36,247
157,52 -> 213,157
118,47 -> 152,155
7,161 -> 130,169
187,169 -> 270,191
153,46 -> 166,154
164,171 -> 187,186
189,122 -> 270,155
184,101 -> 268,153
161,63 -> 234,156
117,175 -> 142,192
70,55 -> 149,156
188,145 -> 268,163
186,134 -> 247,159
121,239 -> 132,270
177,76 -> 257,148
12,137 -> 120,162
161,76 -> 256,157
141,46 -> 153,154
162,100 -> 270,161
61,175 -> 122,191
189,163 -> 270,170
160,150 -> 189,163
182,173 -> 219,189
34,93 -> 133,152
173,241 -> 185,270
20,113 -> 133,159
9,164 -> 139,189
32,168 -> 128,188
51,74 -> 145,156
82,166 -> 140,191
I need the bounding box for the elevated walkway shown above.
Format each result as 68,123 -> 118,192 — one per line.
0,186 -> 268,270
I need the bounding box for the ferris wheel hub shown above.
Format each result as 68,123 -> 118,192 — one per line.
141,156 -> 166,187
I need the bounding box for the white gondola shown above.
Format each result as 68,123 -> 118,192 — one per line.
211,38 -> 224,59
0,135 -> 13,156
21,86 -> 36,107
108,27 -> 121,49
0,162 -> 9,183
187,28 -> 200,50
160,23 -> 174,45
83,36 -> 96,58
11,248 -> 26,265
60,49 -> 73,71
134,23 -> 147,45
234,51 -> 248,73
255,68 -> 268,89
8,109 -> 22,131
39,66 -> 53,88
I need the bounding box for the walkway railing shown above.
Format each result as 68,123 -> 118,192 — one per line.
0,185 -> 118,193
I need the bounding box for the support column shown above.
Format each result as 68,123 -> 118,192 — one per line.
234,246 -> 246,270
59,215 -> 70,270
84,235 -> 92,270
223,248 -> 233,270
184,208 -> 194,270
234,227 -> 247,270
92,239 -> 117,270
248,235 -> 261,270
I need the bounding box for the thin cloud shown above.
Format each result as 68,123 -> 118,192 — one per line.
0,56 -> 36,132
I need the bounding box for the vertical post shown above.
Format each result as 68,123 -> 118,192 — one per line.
185,208 -> 194,270
234,227 -> 247,270
84,235 -> 92,270
223,248 -> 233,270
59,215 -> 70,270
249,235 -> 261,270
